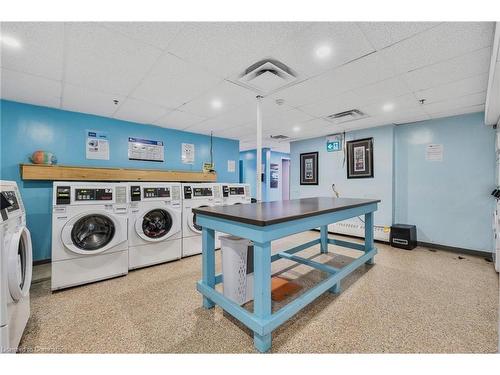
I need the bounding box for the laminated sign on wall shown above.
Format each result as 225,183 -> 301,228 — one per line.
128,137 -> 164,162
182,143 -> 195,164
86,130 -> 109,160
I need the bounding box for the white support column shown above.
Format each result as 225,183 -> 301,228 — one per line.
256,95 -> 263,202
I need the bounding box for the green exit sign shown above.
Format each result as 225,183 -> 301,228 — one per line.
327,141 -> 341,152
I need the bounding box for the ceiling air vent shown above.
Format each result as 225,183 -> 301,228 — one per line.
238,59 -> 297,94
270,134 -> 289,140
326,109 -> 368,124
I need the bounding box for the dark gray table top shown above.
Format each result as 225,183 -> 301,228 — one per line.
192,197 -> 380,227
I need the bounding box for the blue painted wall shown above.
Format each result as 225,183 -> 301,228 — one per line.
394,112 -> 494,252
290,125 -> 395,228
290,112 -> 495,253
0,100 -> 240,261
239,148 -> 290,201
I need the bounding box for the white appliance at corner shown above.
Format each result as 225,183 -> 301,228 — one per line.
181,183 -> 222,257
220,183 -> 251,206
1,180 -> 32,353
127,182 -> 182,269
51,182 -> 129,291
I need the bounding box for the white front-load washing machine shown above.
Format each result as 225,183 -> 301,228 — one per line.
181,183 -> 222,257
51,182 -> 129,291
127,182 -> 182,269
1,180 -> 32,353
220,183 -> 251,206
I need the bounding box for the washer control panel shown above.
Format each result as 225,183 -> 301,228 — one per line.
74,188 -> 113,202
143,187 -> 170,199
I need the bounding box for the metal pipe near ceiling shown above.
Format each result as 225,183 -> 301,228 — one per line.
256,95 -> 263,202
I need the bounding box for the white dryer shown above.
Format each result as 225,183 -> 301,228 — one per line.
1,180 -> 32,353
51,182 -> 129,291
127,182 -> 182,269
181,183 -> 222,257
220,183 -> 251,206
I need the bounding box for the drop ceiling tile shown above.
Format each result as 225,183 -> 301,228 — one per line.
423,91 -> 487,115
430,104 -> 485,120
215,124 -> 256,140
353,77 -> 412,106
101,22 -> 184,50
361,93 -> 421,118
131,52 -> 221,108
167,22 -> 310,78
113,98 -> 170,124
1,68 -> 61,108
357,22 -> 440,50
65,23 -> 162,96
62,83 -> 125,117
402,47 -> 492,91
179,80 -> 255,118
293,118 -> 334,137
263,108 -> 314,131
153,109 -> 206,130
271,22 -> 374,79
415,73 -> 489,104
298,91 -> 361,118
0,22 -> 64,80
273,52 -> 396,107
379,22 -> 494,75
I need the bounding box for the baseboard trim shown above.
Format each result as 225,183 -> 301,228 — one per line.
33,259 -> 51,266
418,241 -> 493,260
311,229 -> 493,259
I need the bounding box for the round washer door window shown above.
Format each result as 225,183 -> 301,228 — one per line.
71,214 -> 115,251
8,226 -> 33,301
192,205 -> 209,232
142,209 -> 173,239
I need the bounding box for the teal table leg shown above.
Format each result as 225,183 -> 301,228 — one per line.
320,225 -> 328,254
329,282 -> 341,294
364,212 -> 375,265
253,241 -> 272,352
202,227 -> 216,309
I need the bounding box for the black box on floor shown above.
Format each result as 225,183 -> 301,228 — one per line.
390,224 -> 417,250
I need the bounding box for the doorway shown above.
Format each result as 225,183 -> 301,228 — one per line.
281,158 -> 290,200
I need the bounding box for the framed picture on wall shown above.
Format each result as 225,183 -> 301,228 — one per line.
270,163 -> 279,189
346,137 -> 374,179
300,152 -> 318,185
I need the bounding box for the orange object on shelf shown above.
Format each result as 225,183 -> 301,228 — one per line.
271,276 -> 302,302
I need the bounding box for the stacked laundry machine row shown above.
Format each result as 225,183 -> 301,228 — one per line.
51,182 -> 251,291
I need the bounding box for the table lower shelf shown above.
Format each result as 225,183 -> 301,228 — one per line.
197,233 -> 377,351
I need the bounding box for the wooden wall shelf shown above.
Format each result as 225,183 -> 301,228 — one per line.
20,164 -> 217,182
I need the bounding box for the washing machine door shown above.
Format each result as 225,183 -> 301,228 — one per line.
8,226 -> 33,301
62,211 -> 123,255
135,207 -> 179,242
188,205 -> 211,234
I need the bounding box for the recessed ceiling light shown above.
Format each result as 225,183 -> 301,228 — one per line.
315,44 -> 332,60
211,98 -> 223,110
0,34 -> 22,49
382,102 -> 395,112
292,125 -> 301,132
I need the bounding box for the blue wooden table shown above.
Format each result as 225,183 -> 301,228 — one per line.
194,197 -> 380,352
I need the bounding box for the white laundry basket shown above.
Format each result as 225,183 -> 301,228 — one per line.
220,235 -> 254,305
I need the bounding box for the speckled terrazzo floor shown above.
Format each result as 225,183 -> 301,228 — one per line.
20,232 -> 499,353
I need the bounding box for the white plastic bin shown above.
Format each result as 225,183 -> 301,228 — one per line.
220,235 -> 254,305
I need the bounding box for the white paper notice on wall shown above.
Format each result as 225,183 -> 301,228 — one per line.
182,143 -> 195,164
426,144 -> 443,161
86,130 -> 109,160
228,160 -> 236,173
